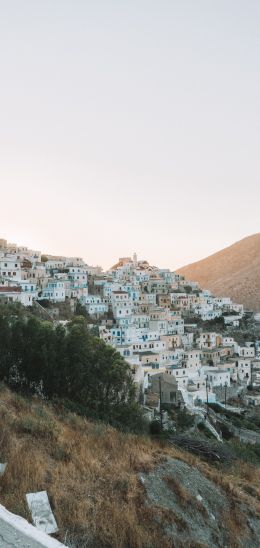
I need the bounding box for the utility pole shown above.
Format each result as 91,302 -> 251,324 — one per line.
250,361 -> 254,389
206,375 -> 209,417
159,375 -> 163,430
224,382 -> 227,407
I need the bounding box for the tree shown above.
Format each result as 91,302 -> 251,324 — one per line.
0,304 -> 144,431
75,301 -> 91,320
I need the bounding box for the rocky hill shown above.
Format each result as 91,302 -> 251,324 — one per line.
176,233 -> 260,312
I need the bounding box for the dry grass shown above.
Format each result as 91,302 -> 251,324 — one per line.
198,460 -> 260,514
163,474 -> 208,519
0,385 -> 259,547
0,387 -> 175,547
163,475 -> 190,508
194,460 -> 260,547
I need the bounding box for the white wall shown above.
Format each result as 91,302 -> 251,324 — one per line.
0,504 -> 65,548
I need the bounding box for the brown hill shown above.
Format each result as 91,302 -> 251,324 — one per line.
1,386 -> 260,547
176,233 -> 260,312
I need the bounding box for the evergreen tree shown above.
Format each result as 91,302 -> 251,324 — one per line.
0,303 -> 145,432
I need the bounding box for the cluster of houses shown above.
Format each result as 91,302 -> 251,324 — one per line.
0,238 -> 101,306
1,239 -> 260,411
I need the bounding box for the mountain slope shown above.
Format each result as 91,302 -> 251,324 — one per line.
176,233 -> 260,311
1,386 -> 260,547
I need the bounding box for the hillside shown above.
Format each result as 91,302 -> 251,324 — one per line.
0,386 -> 260,547
176,233 -> 260,312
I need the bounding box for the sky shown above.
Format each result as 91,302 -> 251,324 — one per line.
0,1 -> 259,271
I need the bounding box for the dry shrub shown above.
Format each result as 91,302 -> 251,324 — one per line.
0,422 -> 12,460
163,475 -> 190,507
237,460 -> 258,482
163,474 -> 208,518
129,451 -> 154,472
14,414 -> 60,440
8,392 -> 32,413
243,484 -> 260,501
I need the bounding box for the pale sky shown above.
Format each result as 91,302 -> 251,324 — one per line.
0,1 -> 259,270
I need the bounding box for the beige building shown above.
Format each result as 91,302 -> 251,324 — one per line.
161,334 -> 182,349
157,294 -> 172,308
133,350 -> 160,366
150,372 -> 178,405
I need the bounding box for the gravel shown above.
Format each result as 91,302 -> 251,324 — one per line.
141,457 -> 260,547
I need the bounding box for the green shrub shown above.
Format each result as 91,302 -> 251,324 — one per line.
220,422 -> 233,441
229,440 -> 260,464
149,419 -> 161,435
173,408 -> 195,430
197,422 -> 216,439
15,415 -> 59,440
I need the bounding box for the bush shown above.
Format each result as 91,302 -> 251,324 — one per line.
197,422 -> 216,439
36,299 -> 52,308
208,403 -> 222,413
110,402 -> 149,434
220,422 -> 233,441
149,419 -> 161,435
230,440 -> 260,465
15,415 -> 59,440
173,408 -> 195,430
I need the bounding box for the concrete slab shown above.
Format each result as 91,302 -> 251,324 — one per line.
26,491 -> 58,534
0,503 -> 65,547
0,462 -> 7,476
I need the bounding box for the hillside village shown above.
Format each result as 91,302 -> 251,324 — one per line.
1,237 -> 260,429
1,237 -> 260,547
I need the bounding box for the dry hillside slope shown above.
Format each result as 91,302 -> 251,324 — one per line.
1,386 -> 260,547
177,233 -> 260,312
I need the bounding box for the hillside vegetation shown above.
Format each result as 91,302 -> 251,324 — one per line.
0,386 -> 260,547
0,303 -> 144,432
177,233 -> 260,311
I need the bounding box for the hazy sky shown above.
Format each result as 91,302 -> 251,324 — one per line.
0,1 -> 259,270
